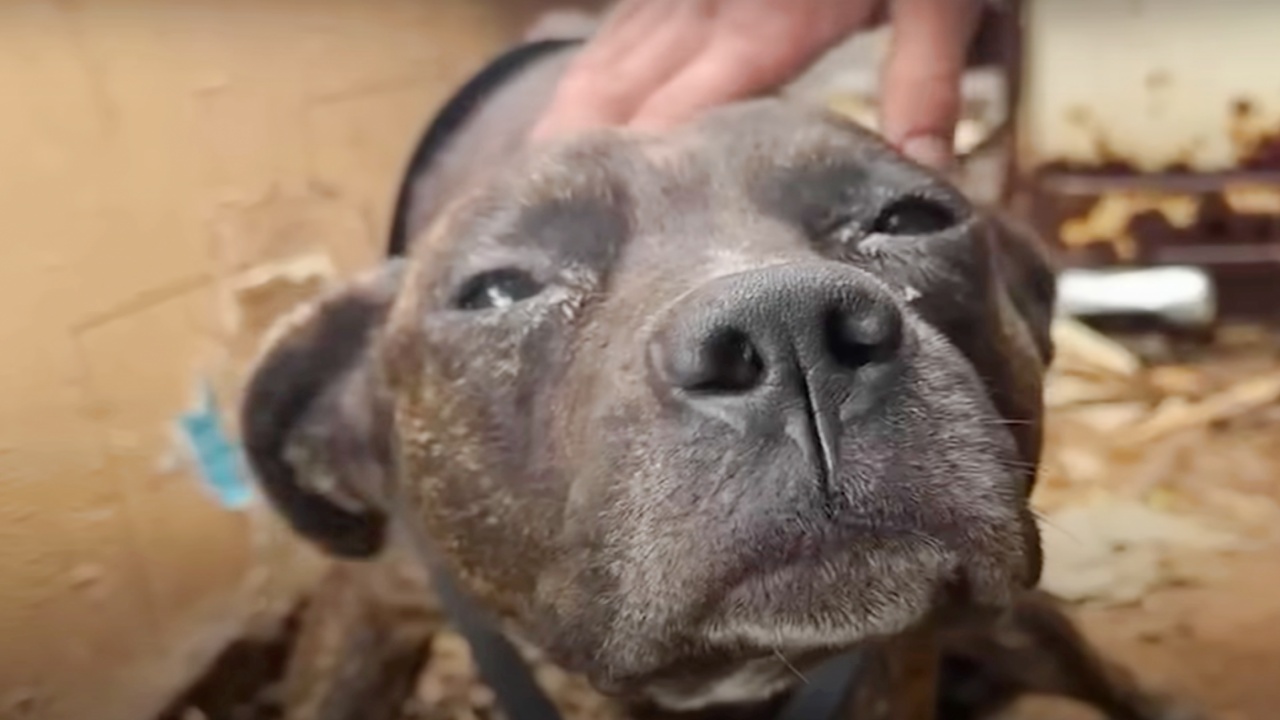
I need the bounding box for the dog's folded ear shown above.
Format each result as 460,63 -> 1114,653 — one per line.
988,212 -> 1058,367
239,260 -> 406,559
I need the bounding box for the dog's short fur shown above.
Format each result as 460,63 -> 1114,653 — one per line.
240,43 -> 1198,720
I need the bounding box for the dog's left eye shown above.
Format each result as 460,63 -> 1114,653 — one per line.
453,268 -> 543,311
870,196 -> 956,236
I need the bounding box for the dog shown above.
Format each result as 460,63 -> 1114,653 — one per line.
239,38 -> 1201,720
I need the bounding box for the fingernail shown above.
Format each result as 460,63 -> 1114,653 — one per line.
901,135 -> 955,172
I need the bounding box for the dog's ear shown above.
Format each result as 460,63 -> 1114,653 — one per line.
988,211 -> 1058,367
239,260 -> 405,559
973,211 -> 1059,471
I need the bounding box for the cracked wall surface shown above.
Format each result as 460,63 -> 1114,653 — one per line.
0,1 -> 586,718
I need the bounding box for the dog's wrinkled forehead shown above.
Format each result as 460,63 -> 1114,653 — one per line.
409,101 -> 969,300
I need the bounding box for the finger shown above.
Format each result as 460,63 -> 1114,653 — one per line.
530,0 -> 712,140
532,0 -> 683,138
522,9 -> 599,42
626,42 -> 778,131
630,0 -> 879,131
575,0 -> 688,71
879,0 -> 984,169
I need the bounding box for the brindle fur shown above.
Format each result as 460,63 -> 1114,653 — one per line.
239,42 -> 1203,720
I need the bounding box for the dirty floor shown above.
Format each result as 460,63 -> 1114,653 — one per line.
1014,321 -> 1280,720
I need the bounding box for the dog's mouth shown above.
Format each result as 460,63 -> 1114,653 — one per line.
721,520 -> 938,586
692,494 -> 1029,657
586,526 -> 988,706
710,531 -> 953,632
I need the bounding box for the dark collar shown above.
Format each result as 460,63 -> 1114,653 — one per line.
384,39 -> 874,720
386,38 -> 582,258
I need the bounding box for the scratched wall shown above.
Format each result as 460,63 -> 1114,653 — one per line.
0,2 -> 580,718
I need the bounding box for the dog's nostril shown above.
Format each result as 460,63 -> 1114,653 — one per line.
825,306 -> 900,370
657,268 -> 906,406
679,329 -> 765,394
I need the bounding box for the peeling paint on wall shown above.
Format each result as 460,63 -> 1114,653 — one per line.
177,382 -> 253,511
1022,0 -> 1280,173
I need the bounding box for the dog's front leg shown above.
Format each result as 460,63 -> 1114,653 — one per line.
843,627 -> 940,720
279,558 -> 440,720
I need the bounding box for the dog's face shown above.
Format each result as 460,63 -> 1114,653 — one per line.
242,100 -> 1056,706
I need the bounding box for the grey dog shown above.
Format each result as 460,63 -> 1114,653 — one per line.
239,39 -> 1200,720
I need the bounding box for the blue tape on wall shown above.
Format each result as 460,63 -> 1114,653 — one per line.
178,381 -> 254,510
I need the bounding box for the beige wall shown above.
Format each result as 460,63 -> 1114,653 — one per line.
0,2 -> 578,718
1022,0 -> 1280,172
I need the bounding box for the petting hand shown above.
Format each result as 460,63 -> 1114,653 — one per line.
529,0 -> 985,171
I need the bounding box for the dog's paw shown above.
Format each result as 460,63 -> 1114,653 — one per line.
990,694 -> 1212,720
1138,695 -> 1212,720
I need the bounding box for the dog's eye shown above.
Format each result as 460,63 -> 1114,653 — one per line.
453,268 -> 543,311
870,196 -> 956,236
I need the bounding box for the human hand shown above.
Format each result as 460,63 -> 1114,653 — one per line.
529,0 -> 985,171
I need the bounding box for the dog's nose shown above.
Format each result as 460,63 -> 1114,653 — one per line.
656,264 -> 902,396
651,264 -> 903,477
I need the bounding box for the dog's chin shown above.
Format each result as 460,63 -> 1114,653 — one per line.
598,538 -> 1018,712
702,531 -> 1020,658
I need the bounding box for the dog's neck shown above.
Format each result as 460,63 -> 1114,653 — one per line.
494,607 -> 875,720
637,659 -> 808,713
506,624 -> 810,716
490,610 -> 935,720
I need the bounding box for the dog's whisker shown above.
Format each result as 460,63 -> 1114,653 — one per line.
1031,508 -> 1081,544
981,417 -> 1034,427
772,647 -> 809,685
997,458 -> 1040,471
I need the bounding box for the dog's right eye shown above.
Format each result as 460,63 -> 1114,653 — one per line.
870,195 -> 957,236
453,268 -> 543,311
